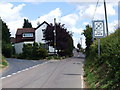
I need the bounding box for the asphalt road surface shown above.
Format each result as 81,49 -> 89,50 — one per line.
2,57 -> 85,88
2,58 -> 45,77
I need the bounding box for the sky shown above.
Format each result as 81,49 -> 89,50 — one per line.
0,0 -> 119,48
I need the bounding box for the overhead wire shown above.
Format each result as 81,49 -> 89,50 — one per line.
91,0 -> 100,21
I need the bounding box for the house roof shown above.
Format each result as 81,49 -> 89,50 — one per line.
10,37 -> 16,43
16,28 -> 35,35
35,21 -> 50,30
16,21 -> 50,35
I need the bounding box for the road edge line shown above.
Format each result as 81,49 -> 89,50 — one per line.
1,61 -> 50,80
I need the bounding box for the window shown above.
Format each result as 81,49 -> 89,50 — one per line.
23,33 -> 33,37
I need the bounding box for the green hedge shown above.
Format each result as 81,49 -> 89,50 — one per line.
0,56 -> 8,68
17,42 -> 48,60
2,41 -> 13,58
84,29 -> 120,89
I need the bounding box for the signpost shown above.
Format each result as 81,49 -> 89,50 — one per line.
93,20 -> 105,57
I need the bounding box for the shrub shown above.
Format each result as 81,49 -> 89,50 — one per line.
35,47 -> 48,59
0,56 -> 8,68
17,42 -> 48,60
84,29 -> 120,89
2,41 -> 13,58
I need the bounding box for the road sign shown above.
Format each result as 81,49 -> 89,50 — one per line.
93,20 -> 105,38
93,20 -> 105,57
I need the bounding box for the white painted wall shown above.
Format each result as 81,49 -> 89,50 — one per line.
35,23 -> 47,43
14,41 -> 34,54
49,46 -> 54,53
15,22 -> 55,54
35,23 -> 55,53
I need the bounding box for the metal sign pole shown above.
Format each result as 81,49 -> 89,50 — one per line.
98,38 -> 100,57
54,18 -> 56,55
93,20 -> 105,57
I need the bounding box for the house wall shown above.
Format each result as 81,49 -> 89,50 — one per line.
35,23 -> 55,53
35,23 -> 47,43
14,41 -> 34,54
16,35 -> 22,43
15,22 -> 55,54
49,46 -> 54,53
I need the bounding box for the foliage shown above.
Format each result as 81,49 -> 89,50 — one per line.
43,23 -> 54,46
82,25 -> 93,57
17,42 -> 48,60
36,47 -> 48,59
1,19 -> 13,57
2,41 -> 13,58
0,56 -> 8,68
84,29 -> 120,89
43,22 -> 74,56
23,19 -> 32,28
46,55 -> 64,60
77,43 -> 81,50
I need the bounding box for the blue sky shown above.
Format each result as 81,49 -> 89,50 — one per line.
0,1 -> 119,48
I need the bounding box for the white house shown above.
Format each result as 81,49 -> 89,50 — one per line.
14,21 -> 54,54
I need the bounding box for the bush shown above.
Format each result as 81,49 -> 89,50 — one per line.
2,41 -> 13,58
35,47 -> 48,59
84,29 -> 120,89
46,55 -> 62,60
0,56 -> 8,68
17,42 -> 48,60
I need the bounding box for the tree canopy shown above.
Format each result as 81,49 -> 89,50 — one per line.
77,43 -> 81,50
43,22 -> 74,56
23,19 -> 32,28
82,25 -> 93,57
1,19 -> 12,57
2,19 -> 11,43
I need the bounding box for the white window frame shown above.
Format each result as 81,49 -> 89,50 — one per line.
22,33 -> 33,37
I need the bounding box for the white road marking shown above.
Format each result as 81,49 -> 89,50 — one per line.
1,61 -> 51,80
81,75 -> 84,88
81,64 -> 84,88
1,60 -> 67,80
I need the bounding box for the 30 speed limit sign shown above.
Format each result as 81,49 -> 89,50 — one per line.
93,20 -> 105,38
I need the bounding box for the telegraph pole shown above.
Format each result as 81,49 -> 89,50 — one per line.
54,18 -> 56,54
104,0 -> 109,36
80,38 -> 82,48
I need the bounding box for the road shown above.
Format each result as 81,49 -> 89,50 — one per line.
2,56 -> 85,88
2,58 -> 45,77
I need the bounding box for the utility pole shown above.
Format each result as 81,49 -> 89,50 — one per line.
104,0 -> 109,36
80,38 -> 82,48
54,18 -> 56,54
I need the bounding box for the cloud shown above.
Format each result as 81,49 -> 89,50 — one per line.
61,13 -> 79,28
0,2 -> 117,48
34,8 -> 62,25
32,8 -> 85,48
83,22 -> 89,26
0,3 -> 25,22
0,2 -> 26,37
2,0 -> 120,3
78,3 -> 116,20
108,20 -> 118,34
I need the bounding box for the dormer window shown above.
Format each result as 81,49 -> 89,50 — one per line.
23,33 -> 33,37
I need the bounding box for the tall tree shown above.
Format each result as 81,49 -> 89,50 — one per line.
23,19 -> 32,28
43,22 -> 74,56
77,43 -> 81,50
2,20 -> 11,43
82,25 -> 93,57
1,19 -> 12,57
43,23 -> 54,46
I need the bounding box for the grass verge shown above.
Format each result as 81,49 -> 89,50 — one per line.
0,56 -> 8,69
